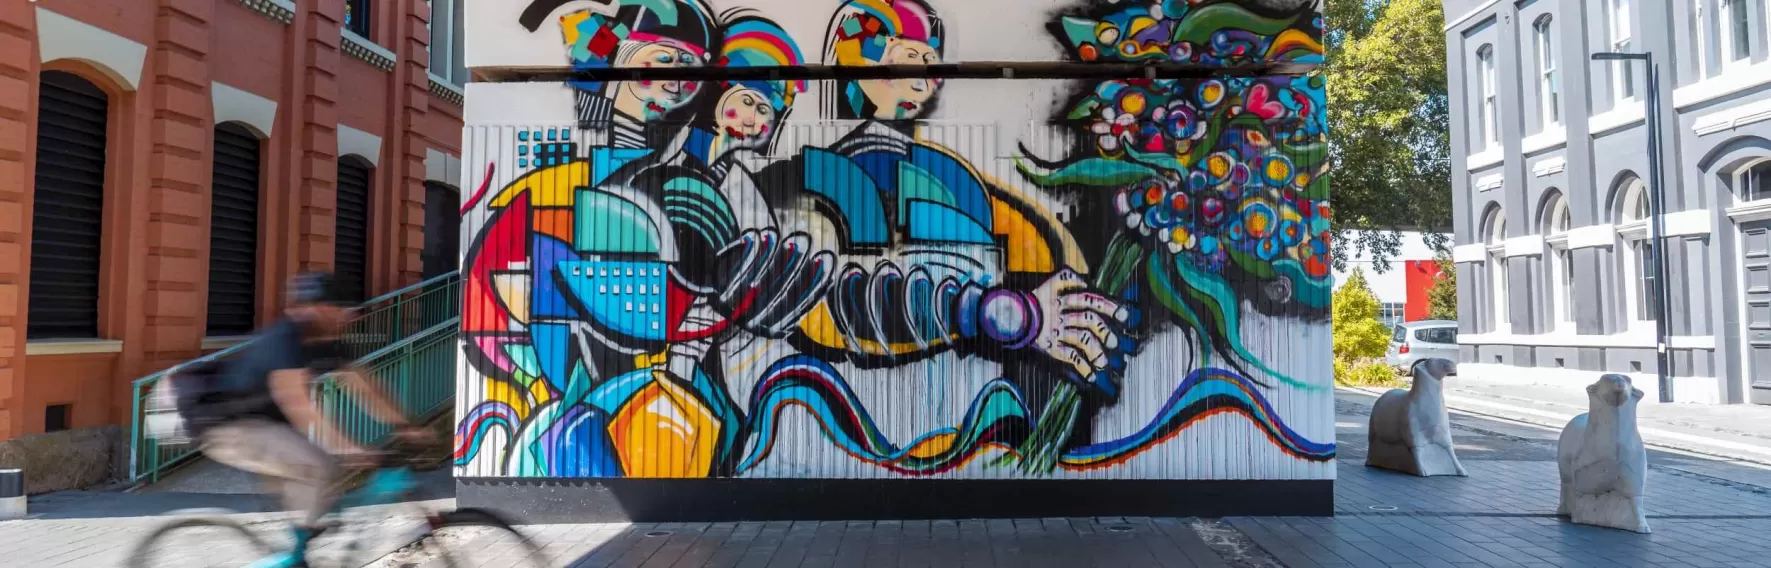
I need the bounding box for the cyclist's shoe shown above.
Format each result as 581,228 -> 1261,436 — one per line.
243,550 -> 306,568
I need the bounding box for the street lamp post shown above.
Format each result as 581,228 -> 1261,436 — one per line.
1593,51 -> 1674,403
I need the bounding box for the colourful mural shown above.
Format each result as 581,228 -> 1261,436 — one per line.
457,0 -> 1334,481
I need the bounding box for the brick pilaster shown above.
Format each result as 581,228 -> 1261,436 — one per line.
297,1 -> 343,274
140,0 -> 215,369
389,0 -> 430,290
0,0 -> 39,441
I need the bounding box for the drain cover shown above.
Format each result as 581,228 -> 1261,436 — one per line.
1368,505 -> 1399,511
644,531 -> 673,537
1106,525 -> 1135,532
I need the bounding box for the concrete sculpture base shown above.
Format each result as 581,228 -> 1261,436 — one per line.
1557,374 -> 1650,533
1366,359 -> 1466,476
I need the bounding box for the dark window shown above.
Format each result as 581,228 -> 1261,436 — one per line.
1744,161 -> 1771,202
1392,326 -> 1407,343
345,0 -> 371,37
336,157 -> 373,303
421,182 -> 461,279
1415,327 -> 1456,344
1636,242 -> 1658,321
45,404 -> 70,432
29,71 -> 108,339
208,123 -> 262,336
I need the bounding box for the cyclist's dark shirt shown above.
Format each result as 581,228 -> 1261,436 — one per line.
223,317 -> 347,424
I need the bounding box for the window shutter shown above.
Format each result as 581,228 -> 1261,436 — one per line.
422,181 -> 461,279
208,123 -> 262,335
29,71 -> 108,339
336,158 -> 373,303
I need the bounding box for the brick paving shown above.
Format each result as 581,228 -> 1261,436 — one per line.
11,390 -> 1771,567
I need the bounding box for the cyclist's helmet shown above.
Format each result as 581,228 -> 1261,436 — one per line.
288,272 -> 354,306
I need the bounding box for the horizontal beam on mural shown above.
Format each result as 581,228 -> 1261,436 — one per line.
485,61 -> 1318,84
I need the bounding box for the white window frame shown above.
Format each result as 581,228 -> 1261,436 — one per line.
1615,180 -> 1655,329
1478,45 -> 1498,147
1486,210 -> 1509,331
1738,159 -> 1771,204
1719,0 -> 1753,68
1544,194 -> 1575,331
1535,16 -> 1561,130
426,0 -> 469,86
1610,0 -> 1636,102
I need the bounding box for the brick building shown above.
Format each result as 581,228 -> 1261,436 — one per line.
0,0 -> 465,447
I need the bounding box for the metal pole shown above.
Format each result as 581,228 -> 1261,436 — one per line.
1644,56 -> 1674,403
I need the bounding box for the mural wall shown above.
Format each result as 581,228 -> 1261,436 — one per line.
455,0 -> 1334,483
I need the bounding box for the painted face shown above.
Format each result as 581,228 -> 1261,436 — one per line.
856,38 -> 941,119
715,87 -> 776,146
620,41 -> 705,119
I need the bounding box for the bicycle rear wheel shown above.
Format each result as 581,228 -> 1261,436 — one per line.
372,508 -> 548,568
127,516 -> 278,568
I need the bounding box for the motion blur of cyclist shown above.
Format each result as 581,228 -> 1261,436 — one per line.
197,272 -> 432,563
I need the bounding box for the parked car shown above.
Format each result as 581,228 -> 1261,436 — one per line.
1386,320 -> 1459,376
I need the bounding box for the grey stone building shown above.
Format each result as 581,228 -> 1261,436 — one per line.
1443,0 -> 1771,404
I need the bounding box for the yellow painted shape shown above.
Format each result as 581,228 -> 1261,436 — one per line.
489,162 -> 592,208
990,198 -> 1054,273
483,377 -> 532,420
907,433 -> 957,459
608,372 -> 720,478
491,273 -> 531,325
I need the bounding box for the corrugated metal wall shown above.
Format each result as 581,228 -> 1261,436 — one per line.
453,0 -> 1334,484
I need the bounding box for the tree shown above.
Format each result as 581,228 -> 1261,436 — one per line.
1324,0 -> 1453,271
1333,268 -> 1391,362
1426,253 -> 1458,320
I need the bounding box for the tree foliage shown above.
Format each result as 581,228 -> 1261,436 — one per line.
1426,253 -> 1458,320
1324,0 -> 1453,271
1333,268 -> 1400,386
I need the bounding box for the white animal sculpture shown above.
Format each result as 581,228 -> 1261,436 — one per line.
1558,374 -> 1650,533
1366,358 -> 1466,476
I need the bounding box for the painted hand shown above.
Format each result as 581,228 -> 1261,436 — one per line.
980,269 -> 1137,393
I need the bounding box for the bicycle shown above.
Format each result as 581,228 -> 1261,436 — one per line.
125,441 -> 547,568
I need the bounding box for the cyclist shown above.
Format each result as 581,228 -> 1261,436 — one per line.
195,271 -> 430,565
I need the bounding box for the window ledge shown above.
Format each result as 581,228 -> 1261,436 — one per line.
1458,331 -> 1714,350
1566,224 -> 1616,249
428,73 -> 465,106
342,30 -> 396,72
1521,127 -> 1566,154
232,0 -> 294,25
1728,200 -> 1771,223
202,336 -> 253,350
26,339 -> 123,356
1675,58 -> 1771,110
1452,243 -> 1487,264
1532,156 -> 1567,178
1617,220 -> 1649,240
1693,97 -> 1771,137
1589,105 -> 1645,137
1466,148 -> 1504,170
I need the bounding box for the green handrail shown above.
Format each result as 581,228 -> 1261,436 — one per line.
128,272 -> 462,483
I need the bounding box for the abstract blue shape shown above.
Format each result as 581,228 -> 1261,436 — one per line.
906,200 -> 994,244
530,233 -> 579,319
802,147 -> 889,246
910,145 -> 993,229
552,406 -> 624,477
528,322 -> 575,394
556,260 -> 669,341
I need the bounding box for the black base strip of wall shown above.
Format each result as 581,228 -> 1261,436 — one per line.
482,61 -> 1317,84
456,477 -> 1334,524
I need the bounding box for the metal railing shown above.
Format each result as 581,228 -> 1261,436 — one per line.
127,272 -> 462,483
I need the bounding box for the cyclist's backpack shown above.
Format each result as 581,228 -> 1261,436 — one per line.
144,359 -> 233,444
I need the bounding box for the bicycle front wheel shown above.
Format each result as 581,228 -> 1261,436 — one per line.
127,516 -> 278,568
373,508 -> 548,568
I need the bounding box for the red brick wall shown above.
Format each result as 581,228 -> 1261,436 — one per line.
0,0 -> 465,440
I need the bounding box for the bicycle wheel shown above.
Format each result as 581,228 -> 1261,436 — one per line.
374,508 -> 548,568
127,516 -> 278,568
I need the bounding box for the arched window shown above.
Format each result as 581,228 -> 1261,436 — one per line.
1484,207 -> 1509,331
1614,177 -> 1655,327
207,122 -> 264,336
1541,191 -> 1574,330
1738,159 -> 1771,203
29,71 -> 110,339
336,156 -> 374,303
1534,15 -> 1560,129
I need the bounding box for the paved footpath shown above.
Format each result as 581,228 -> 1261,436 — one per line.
11,391 -> 1771,567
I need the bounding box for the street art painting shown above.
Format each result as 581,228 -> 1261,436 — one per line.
455,0 -> 1335,482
